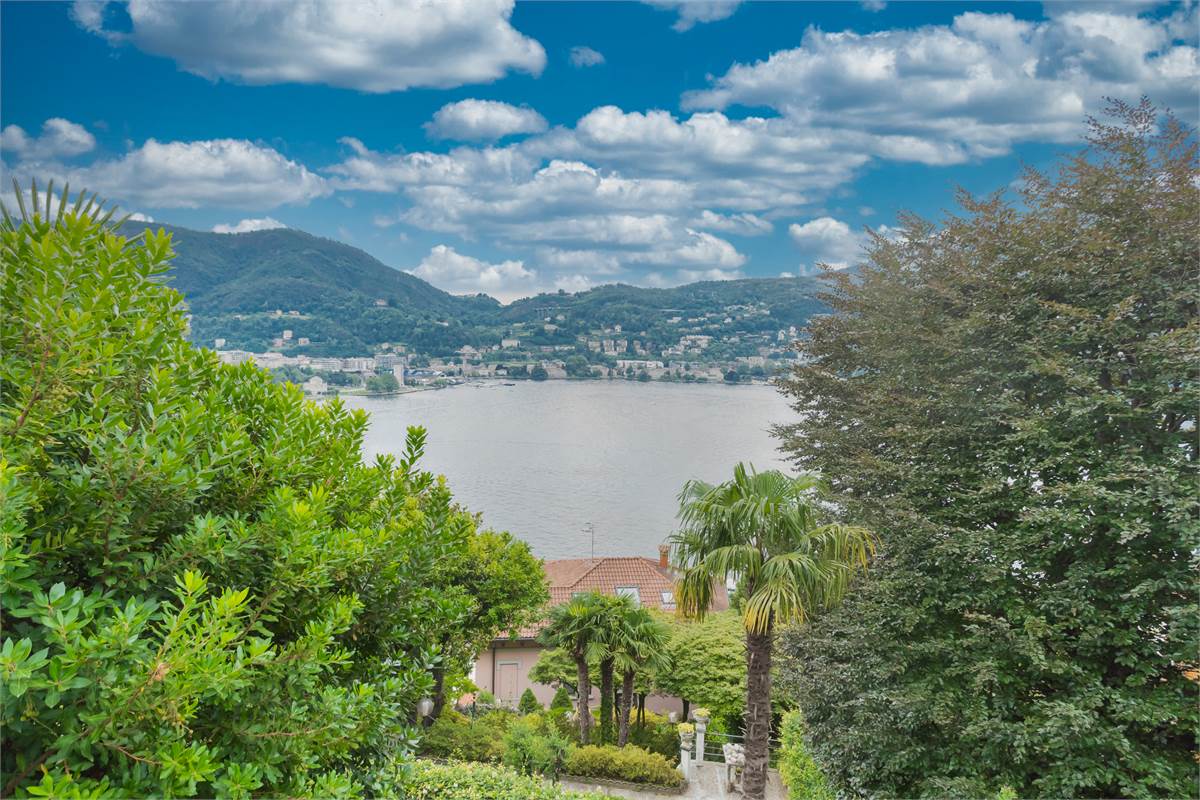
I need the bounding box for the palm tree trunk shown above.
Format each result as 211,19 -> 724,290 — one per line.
617,669 -> 635,746
742,625 -> 773,800
575,651 -> 593,745
599,657 -> 614,745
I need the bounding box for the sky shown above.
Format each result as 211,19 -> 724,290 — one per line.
2,1 -> 1196,302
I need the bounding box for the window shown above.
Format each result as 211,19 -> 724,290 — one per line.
616,586 -> 640,605
661,590 -> 675,606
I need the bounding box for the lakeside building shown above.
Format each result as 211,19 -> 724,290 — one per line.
471,548 -> 729,713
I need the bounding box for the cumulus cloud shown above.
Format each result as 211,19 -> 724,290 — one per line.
65,138 -> 330,209
411,244 -> 537,301
425,99 -> 548,141
788,216 -> 864,271
683,9 -> 1198,160
212,216 -> 288,234
1,118 -> 96,160
126,212 -> 155,222
569,46 -> 606,67
74,0 -> 546,92
644,1 -> 742,32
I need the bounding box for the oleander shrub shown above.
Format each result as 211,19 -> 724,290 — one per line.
401,759 -> 610,800
566,745 -> 682,787
778,711 -> 833,800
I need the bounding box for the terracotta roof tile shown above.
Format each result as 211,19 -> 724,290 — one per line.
502,555 -> 729,641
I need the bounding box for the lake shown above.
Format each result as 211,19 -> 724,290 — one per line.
341,381 -> 795,559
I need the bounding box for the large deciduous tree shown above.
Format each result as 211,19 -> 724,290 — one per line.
775,100 -> 1199,797
671,465 -> 873,800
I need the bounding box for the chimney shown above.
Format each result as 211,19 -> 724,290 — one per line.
658,544 -> 670,569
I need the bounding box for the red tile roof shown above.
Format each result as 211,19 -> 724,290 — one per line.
502,556 -> 729,641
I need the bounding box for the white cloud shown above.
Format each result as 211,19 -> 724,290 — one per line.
569,46 -> 606,67
126,212 -> 155,222
1,118 -> 96,160
213,216 -> 287,234
683,9 -> 1198,160
645,1 -> 742,32
425,99 -> 548,141
75,0 -> 546,92
861,1 -> 886,11
788,216 -> 863,270
690,209 -> 772,235
411,244 -> 537,301
67,138 -> 329,209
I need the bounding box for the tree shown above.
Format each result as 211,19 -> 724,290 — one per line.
564,355 -> 590,378
652,612 -> 746,731
671,465 -> 873,800
530,365 -> 549,381
365,372 -> 399,393
550,686 -> 572,715
425,529 -> 548,720
774,100 -> 1198,797
0,186 -> 487,797
538,592 -> 617,745
723,370 -> 739,383
518,688 -> 542,714
610,605 -> 670,747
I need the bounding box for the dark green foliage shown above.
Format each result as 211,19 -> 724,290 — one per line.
364,373 -> 399,393
775,101 -> 1198,798
518,688 -> 542,714
778,711 -> 833,800
0,197 -> 543,798
530,365 -> 549,381
564,745 -> 682,787
418,709 -> 510,763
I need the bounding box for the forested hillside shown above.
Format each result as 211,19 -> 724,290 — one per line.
121,222 -> 826,357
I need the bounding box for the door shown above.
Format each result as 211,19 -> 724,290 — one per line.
496,661 -> 520,706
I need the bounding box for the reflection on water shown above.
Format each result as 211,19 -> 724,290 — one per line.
341,381 -> 794,559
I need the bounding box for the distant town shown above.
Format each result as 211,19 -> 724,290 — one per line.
211,303 -> 803,395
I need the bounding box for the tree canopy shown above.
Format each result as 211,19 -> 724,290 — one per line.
0,191 -> 545,798
775,100 -> 1199,798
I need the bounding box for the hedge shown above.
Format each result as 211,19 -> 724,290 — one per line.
566,745 -> 683,788
778,711 -> 833,800
403,760 -> 611,800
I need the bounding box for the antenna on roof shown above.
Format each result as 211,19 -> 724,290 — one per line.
584,522 -> 595,561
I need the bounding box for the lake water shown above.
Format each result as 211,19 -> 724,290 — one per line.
341,381 -> 795,559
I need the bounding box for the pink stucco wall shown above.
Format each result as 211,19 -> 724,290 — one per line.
472,641 -> 685,716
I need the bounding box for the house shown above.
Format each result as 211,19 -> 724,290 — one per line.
472,547 -> 729,712
302,376 -> 328,395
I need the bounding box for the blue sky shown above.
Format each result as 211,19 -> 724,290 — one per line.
2,1 -> 1196,301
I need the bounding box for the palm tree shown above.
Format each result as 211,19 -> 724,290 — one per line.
610,605 -> 670,747
538,591 -> 617,745
671,464 -> 873,800
585,593 -> 636,745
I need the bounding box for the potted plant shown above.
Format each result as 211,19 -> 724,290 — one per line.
692,707 -> 711,725
677,722 -> 695,749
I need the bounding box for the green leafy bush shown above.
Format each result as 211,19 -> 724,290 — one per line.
418,709 -> 511,763
778,711 -> 833,800
565,745 -> 682,787
653,612 -> 746,731
402,759 -> 610,800
627,719 -> 679,763
550,685 -> 572,714
519,687 -> 542,714
0,194 -> 544,798
502,715 -> 571,779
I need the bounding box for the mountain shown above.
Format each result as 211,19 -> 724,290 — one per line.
121,221 -> 827,357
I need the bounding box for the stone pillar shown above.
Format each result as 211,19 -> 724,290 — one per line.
695,721 -> 707,763
679,747 -> 691,781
